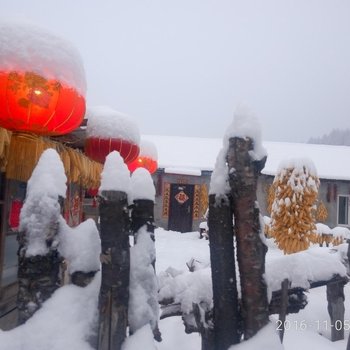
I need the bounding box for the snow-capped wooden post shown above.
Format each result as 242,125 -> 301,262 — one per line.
17,149 -> 67,324
226,108 -> 269,340
129,168 -> 161,342
130,167 -> 155,244
208,148 -> 240,349
327,279 -> 345,342
97,151 -> 131,350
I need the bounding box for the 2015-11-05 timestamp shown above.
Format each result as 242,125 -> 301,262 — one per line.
275,319 -> 350,331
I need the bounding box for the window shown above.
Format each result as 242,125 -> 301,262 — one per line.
338,195 -> 350,225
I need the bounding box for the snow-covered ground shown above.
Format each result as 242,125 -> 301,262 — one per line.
1,227 -> 349,349
155,228 -> 350,350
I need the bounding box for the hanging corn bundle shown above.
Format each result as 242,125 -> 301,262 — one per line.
266,183 -> 276,214
316,201 -> 328,222
0,127 -> 12,170
270,158 -> 320,254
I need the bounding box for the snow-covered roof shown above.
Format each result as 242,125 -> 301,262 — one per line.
143,135 -> 350,181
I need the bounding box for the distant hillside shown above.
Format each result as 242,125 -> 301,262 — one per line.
308,129 -> 350,146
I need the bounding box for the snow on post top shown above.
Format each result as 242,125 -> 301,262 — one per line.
20,149 -> 67,257
27,148 -> 67,198
209,148 -> 230,196
99,151 -> 131,194
0,19 -> 86,95
86,106 -> 140,144
224,104 -> 267,161
130,168 -> 156,202
139,139 -> 158,159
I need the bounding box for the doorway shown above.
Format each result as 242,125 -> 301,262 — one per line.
168,184 -> 194,233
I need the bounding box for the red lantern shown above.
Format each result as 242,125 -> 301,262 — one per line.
0,71 -> 85,135
127,140 -> 158,174
0,22 -> 86,135
85,106 -> 140,164
85,137 -> 139,164
128,156 -> 158,174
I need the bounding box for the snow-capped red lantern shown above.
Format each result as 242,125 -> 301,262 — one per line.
128,139 -> 158,174
85,106 -> 140,164
0,21 -> 86,135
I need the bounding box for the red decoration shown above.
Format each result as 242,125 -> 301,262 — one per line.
9,199 -> 23,230
127,156 -> 158,174
175,191 -> 189,204
86,188 -> 98,197
85,137 -> 139,164
0,71 -> 85,135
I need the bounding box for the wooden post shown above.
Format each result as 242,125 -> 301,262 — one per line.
193,303 -> 215,350
130,198 -> 161,341
131,199 -> 155,244
327,279 -> 345,342
278,279 -> 289,343
71,271 -> 97,287
17,248 -> 61,324
98,190 -> 130,350
227,136 -> 269,340
347,240 -> 350,349
208,193 -> 240,349
17,195 -> 64,324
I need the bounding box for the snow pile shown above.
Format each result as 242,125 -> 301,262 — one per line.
19,149 -> 67,256
0,273 -> 100,350
139,140 -> 158,160
86,106 -> 140,144
229,323 -> 283,350
209,148 -> 230,197
265,247 -> 347,297
224,104 -> 267,162
315,223 -> 332,236
99,151 -> 131,194
199,221 -> 208,230
130,168 -> 155,202
58,218 -> 101,274
158,267 -> 213,314
122,324 -> 157,350
129,227 -> 159,334
332,226 -> 350,239
315,224 -> 350,240
155,229 -> 210,273
0,19 -> 86,95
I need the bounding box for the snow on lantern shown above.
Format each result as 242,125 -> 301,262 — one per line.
127,139 -> 158,174
0,20 -> 86,135
85,106 -> 140,164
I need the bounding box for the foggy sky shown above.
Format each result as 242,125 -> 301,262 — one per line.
1,0 -> 349,142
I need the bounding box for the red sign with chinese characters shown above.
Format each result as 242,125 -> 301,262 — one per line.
175,191 -> 189,204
